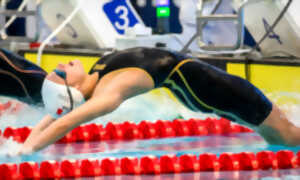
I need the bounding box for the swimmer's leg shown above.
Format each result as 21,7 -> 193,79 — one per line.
164,60 -> 300,146
257,104 -> 300,146
0,48 -> 46,105
164,60 -> 272,126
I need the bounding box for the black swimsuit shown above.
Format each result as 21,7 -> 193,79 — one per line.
90,47 -> 272,126
0,48 -> 46,105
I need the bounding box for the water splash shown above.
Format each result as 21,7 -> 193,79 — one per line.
0,97 -> 45,130
267,91 -> 300,127
1,90 -> 300,129
92,88 -> 214,126
0,137 -> 22,156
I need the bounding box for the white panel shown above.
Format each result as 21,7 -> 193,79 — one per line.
41,0 -> 145,48
243,0 -> 300,57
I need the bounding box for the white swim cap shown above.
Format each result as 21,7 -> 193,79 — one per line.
41,79 -> 85,119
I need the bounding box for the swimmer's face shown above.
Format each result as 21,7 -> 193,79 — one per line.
47,60 -> 86,88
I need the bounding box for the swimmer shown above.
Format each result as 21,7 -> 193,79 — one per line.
0,47 -> 299,155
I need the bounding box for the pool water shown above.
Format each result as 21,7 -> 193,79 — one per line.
1,91 -> 300,179
1,133 -> 300,179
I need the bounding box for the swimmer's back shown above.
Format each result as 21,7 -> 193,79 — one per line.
89,47 -> 191,87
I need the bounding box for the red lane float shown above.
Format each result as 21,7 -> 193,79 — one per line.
199,153 -> 219,171
1,150 -> 300,179
2,118 -> 254,143
101,158 -> 121,175
19,162 -> 40,179
80,159 -> 101,177
0,163 -> 20,180
179,154 -> 199,172
160,155 -> 181,173
39,160 -> 60,179
121,157 -> 141,175
140,156 -> 160,174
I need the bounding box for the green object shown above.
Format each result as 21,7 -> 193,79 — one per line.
156,7 -> 170,17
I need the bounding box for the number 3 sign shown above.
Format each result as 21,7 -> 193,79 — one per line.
103,0 -> 141,34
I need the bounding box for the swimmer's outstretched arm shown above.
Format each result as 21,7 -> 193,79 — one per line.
22,115 -> 55,147
21,69 -> 154,153
21,95 -> 123,153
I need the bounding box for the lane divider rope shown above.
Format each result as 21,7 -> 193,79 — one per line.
1,118 -> 254,143
0,150 -> 299,179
